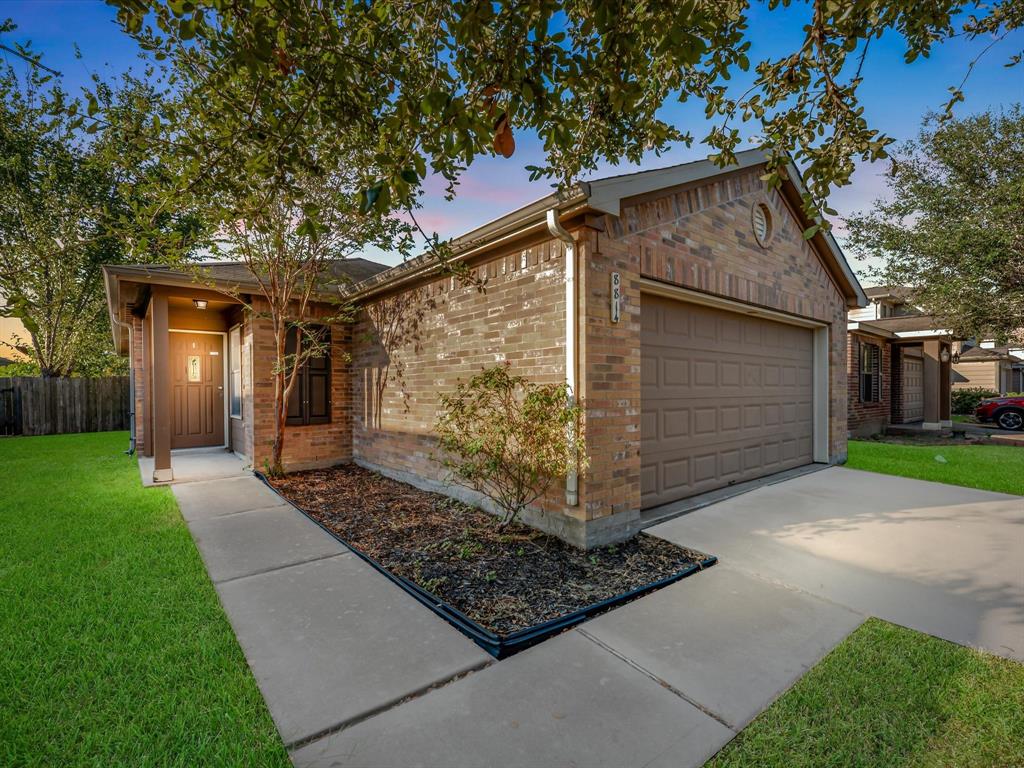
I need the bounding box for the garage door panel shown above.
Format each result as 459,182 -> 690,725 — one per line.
662,408 -> 690,439
641,295 -> 815,509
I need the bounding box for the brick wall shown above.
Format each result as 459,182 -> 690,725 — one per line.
249,298 -> 354,472
847,331 -> 891,435
350,236 -> 579,536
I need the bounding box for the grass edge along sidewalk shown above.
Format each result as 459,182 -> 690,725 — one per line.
710,618 -> 1024,768
0,432 -> 289,767
846,439 -> 1024,496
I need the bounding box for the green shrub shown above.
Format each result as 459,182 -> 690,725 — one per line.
952,387 -> 1000,414
435,364 -> 588,529
0,361 -> 41,377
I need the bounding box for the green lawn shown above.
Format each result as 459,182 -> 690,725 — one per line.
0,433 -> 288,767
710,619 -> 1024,768
846,440 -> 1024,496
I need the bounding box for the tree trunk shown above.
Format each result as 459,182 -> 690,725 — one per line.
270,369 -> 287,476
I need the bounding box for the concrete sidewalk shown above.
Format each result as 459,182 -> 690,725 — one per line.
172,473 -> 863,767
173,476 -> 492,747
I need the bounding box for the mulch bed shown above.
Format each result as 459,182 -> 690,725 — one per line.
268,465 -> 708,636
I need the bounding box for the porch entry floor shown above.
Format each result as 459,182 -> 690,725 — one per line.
139,446 -> 249,486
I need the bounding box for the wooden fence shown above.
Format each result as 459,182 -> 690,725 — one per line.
0,376 -> 130,437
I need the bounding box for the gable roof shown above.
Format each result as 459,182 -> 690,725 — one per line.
102,151 -> 868,347
103,257 -> 391,351
957,346 -> 1012,362
106,257 -> 390,292
864,285 -> 911,301
349,150 -> 868,308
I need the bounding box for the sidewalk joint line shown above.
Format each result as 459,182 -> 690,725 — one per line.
185,502 -> 296,522
714,562 -> 868,619
284,657 -> 495,752
214,551 -> 350,586
576,627 -> 737,732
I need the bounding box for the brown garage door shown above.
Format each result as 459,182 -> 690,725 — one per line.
902,356 -> 924,422
641,295 -> 814,509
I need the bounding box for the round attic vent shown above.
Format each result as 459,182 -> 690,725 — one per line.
752,202 -> 773,247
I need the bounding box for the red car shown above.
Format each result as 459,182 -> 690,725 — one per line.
975,396 -> 1024,431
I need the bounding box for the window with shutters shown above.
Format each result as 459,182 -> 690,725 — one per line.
859,342 -> 881,403
285,325 -> 331,426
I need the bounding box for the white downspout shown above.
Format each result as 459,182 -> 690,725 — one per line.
546,209 -> 579,507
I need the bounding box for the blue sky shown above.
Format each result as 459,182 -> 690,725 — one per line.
4,1 -> 1022,276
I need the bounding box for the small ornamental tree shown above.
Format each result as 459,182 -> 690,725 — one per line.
435,364 -> 587,530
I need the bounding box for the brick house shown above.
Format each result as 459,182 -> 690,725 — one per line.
104,150 -> 867,547
846,287 -> 954,436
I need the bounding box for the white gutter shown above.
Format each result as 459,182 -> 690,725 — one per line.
546,209 -> 579,507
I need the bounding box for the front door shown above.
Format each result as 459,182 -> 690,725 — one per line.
170,332 -> 225,449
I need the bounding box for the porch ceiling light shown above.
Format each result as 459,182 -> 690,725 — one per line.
193,298 -> 209,310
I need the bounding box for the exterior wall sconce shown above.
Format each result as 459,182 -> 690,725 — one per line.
951,350 -> 960,364
940,348 -> 951,364
193,299 -> 209,310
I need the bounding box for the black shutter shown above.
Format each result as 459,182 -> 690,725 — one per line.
858,341 -> 869,402
284,325 -> 331,426
306,329 -> 331,425
871,344 -> 881,402
285,327 -> 306,426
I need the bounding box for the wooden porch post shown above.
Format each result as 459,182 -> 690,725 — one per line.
142,308 -> 153,458
922,339 -> 941,430
939,341 -> 952,426
151,288 -> 172,481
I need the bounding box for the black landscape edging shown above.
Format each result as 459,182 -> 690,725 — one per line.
254,470 -> 717,659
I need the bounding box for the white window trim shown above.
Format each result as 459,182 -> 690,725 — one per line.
228,324 -> 243,421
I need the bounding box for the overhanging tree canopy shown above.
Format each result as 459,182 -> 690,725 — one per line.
107,0 -> 1023,226
845,106 -> 1024,344
0,63 -> 204,377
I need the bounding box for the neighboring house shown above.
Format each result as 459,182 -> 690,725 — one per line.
848,285 -> 917,322
103,150 -> 867,547
847,289 -> 954,435
952,341 -> 1024,394
0,291 -> 30,362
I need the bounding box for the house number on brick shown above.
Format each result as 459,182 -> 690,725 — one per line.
610,272 -> 621,323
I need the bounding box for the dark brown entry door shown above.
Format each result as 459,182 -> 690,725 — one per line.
170,332 -> 225,449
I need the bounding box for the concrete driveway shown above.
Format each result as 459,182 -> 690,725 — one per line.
649,466 -> 1024,662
